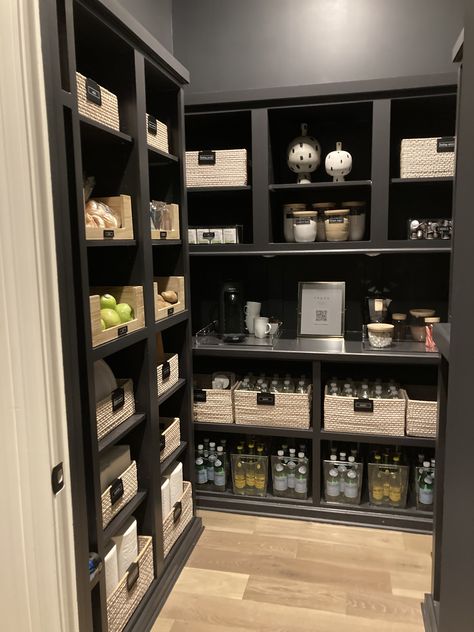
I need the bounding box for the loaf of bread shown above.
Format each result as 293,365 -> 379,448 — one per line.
161,290 -> 178,304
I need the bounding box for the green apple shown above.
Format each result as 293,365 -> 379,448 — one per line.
100,293 -> 117,310
115,302 -> 134,323
100,308 -> 121,328
101,318 -> 106,331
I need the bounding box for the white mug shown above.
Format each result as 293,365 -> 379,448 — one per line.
246,315 -> 256,334
245,301 -> 261,316
254,317 -> 271,339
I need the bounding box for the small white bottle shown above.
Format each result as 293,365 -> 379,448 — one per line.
274,463 -> 288,492
344,469 -> 359,501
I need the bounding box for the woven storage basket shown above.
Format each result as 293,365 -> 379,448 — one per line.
193,374 -> 237,423
146,114 -> 169,153
107,536 -> 154,632
400,137 -> 455,178
157,353 -> 179,396
101,461 -> 138,529
234,384 -> 312,429
186,149 -> 247,187
96,379 -> 135,442
160,417 -> 181,462
76,72 -> 120,131
163,481 -> 193,557
406,397 -> 438,438
323,387 -> 407,436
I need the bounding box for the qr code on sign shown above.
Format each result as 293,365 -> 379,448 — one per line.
316,310 -> 328,322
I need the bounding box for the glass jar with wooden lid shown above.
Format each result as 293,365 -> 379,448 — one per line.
292,209 -> 318,242
312,202 -> 336,242
324,209 -> 350,242
283,203 -> 306,242
342,201 -> 366,241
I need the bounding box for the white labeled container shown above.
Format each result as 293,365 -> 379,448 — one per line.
312,203 -> 336,242
197,228 -> 223,244
292,210 -> 318,243
283,203 -> 306,243
324,209 -> 350,242
367,323 -> 394,348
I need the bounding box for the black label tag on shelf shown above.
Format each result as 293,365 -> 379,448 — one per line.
148,114 -> 157,135
354,398 -> 374,413
198,150 -> 216,166
110,478 -> 124,505
118,325 -> 128,337
126,562 -> 140,591
103,229 -> 114,239
329,217 -> 344,224
85,78 -> 101,106
173,501 -> 182,523
111,387 -> 125,412
160,231 -> 167,239
160,434 -> 166,451
295,219 -> 311,225
194,389 -> 207,403
162,361 -> 171,380
203,232 -> 215,239
257,392 -> 275,406
167,307 -> 174,316
437,136 -> 455,152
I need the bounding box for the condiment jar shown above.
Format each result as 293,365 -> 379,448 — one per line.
292,210 -> 318,243
425,317 -> 440,350
312,203 -> 336,242
392,313 -> 407,341
342,201 -> 366,241
283,203 -> 306,243
409,309 -> 436,342
324,209 -> 350,242
367,323 -> 394,348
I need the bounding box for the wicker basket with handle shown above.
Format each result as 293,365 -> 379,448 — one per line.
157,353 -> 179,396
146,114 -> 169,153
400,137 -> 455,178
106,536 -> 154,632
193,374 -> 237,423
76,72 -> 120,131
101,461 -> 138,528
96,379 -> 135,442
186,149 -> 247,187
234,383 -> 311,429
160,417 -> 181,462
406,394 -> 438,438
163,481 -> 193,557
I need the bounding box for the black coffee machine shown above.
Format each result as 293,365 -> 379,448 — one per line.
219,281 -> 245,343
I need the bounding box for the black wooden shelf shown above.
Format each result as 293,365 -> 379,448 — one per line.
194,422 -> 313,438
319,498 -> 433,520
103,491 -> 148,543
152,239 -> 182,246
189,242 -> 451,256
98,414 -> 147,453
160,441 -> 188,473
162,517 -> 203,573
155,310 -> 189,332
187,185 -> 251,193
86,240 -> 137,247
79,115 -> 133,144
148,145 -> 179,165
269,180 -> 372,191
157,378 -> 186,406
89,569 -> 101,590
320,429 -> 436,447
390,177 -> 454,184
92,328 -> 149,360
197,489 -> 314,506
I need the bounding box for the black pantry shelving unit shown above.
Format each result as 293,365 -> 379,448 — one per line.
185,74 -> 457,534
40,1 -> 202,630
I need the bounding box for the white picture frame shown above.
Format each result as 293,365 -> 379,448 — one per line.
297,281 -> 346,338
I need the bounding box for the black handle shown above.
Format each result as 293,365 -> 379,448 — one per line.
162,361 -> 171,380
173,501 -> 182,523
110,478 -> 124,505
126,561 -> 140,591
354,398 -> 374,413
111,387 -> 125,412
160,434 -> 166,451
257,392 -> 275,406
194,389 -> 207,403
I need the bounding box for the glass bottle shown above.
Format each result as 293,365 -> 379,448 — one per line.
372,468 -> 384,505
277,449 -> 285,458
286,460 -> 297,490
419,474 -> 434,508
247,441 -> 256,456
326,468 -> 340,499
195,457 -> 207,485
270,380 -> 280,393
282,379 -> 295,393
298,444 -> 306,456
359,383 -> 370,399
234,458 -> 246,494
255,462 -> 266,494
245,459 -> 256,491
389,470 -> 402,507
344,469 -> 359,502
296,380 -> 307,394
207,451 -> 216,482
295,465 -> 308,497
209,442 -> 216,455
274,463 -> 288,492
337,456 -> 347,494
214,459 -> 226,491
196,444 -> 204,458
256,444 -> 264,458
289,448 -> 296,459
281,443 -> 289,456
203,438 -> 210,452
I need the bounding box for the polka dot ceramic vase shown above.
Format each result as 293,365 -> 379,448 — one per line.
287,123 -> 321,184
325,141 -> 352,182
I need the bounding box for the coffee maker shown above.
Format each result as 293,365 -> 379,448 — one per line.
219,281 -> 245,343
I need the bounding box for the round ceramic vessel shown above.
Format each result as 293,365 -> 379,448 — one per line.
325,141 -> 352,182
287,123 -> 321,183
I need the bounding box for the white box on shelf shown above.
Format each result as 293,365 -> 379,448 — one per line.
197,228 -> 224,244
188,228 -> 197,244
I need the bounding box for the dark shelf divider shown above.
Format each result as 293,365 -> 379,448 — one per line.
103,491 -> 148,543
160,441 -> 188,473
157,378 -> 186,406
98,414 -> 147,453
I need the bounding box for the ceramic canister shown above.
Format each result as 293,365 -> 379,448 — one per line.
312,203 -> 336,242
342,201 -> 366,241
292,210 -> 318,243
324,209 -> 350,242
283,203 -> 306,243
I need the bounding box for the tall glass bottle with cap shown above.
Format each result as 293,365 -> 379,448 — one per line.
234,457 -> 246,495
195,457 -> 207,485
295,465 -> 308,498
214,458 -> 226,492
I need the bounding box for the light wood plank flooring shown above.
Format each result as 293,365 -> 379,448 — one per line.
151,510 -> 431,631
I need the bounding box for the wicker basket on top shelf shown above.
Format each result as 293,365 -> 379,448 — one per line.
186,149 -> 247,187
193,374 -> 237,424
146,113 -> 169,153
400,137 -> 455,178
76,72 -> 120,131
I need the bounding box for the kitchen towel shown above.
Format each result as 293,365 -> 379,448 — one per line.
104,542 -> 119,599
111,516 -> 138,579
161,477 -> 171,520
165,461 -> 183,508
99,445 -> 131,492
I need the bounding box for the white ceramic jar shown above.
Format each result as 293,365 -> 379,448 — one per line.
325,141 -> 352,182
292,210 -> 318,242
283,203 -> 306,243
324,209 -> 350,242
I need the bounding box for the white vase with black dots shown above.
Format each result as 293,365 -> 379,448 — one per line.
287,123 -> 321,184
325,141 -> 352,182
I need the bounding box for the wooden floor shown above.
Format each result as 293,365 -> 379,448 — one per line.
151,510 -> 432,632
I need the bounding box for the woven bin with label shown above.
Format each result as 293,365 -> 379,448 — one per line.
163,481 -> 193,557
96,379 -> 135,442
323,387 -> 407,436
160,417 -> 181,462
76,72 -> 120,131
186,149 -> 247,187
406,396 -> 438,438
233,383 -> 312,429
146,113 -> 169,153
107,536 -> 154,632
101,461 -> 138,528
193,374 -> 237,423
157,353 -> 179,396
400,137 -> 455,178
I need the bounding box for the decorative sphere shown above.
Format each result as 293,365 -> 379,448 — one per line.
325,141 -> 352,181
287,123 -> 321,182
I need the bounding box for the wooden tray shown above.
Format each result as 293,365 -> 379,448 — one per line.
151,203 -> 180,241
86,195 -> 134,241
154,277 -> 185,321
90,286 -> 145,347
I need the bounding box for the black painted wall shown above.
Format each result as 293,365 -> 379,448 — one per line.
172,0 -> 464,96
116,0 -> 173,52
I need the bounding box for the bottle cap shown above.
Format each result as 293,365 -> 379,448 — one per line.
289,448 -> 296,455
210,442 -> 216,448
277,450 -> 284,457
424,475 -> 433,484
347,470 -> 357,479
329,468 -> 338,477
284,379 -> 290,385
348,456 -> 355,463
275,464 -> 284,472
197,444 -> 204,450
195,458 -> 203,465
340,452 -> 347,459
217,446 -> 224,452
298,452 -> 305,458
215,459 -> 222,467
423,461 -> 431,468
330,454 -> 337,461
298,466 -> 307,475
287,461 -> 296,469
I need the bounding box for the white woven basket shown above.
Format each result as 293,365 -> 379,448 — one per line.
157,353 -> 179,396
234,384 -> 311,429
96,379 -> 135,442
160,417 -> 181,462
163,481 -> 193,557
406,397 -> 438,438
106,536 -> 154,632
76,72 -> 120,131
101,461 -> 138,529
146,114 -> 169,153
400,137 -> 455,178
193,375 -> 237,423
186,149 -> 247,187
323,387 -> 407,436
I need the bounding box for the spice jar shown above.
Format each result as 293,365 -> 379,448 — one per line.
367,323 -> 394,348
392,313 -> 407,341
283,203 -> 306,243
409,309 -> 436,342
324,209 -> 350,242
425,317 -> 440,350
312,203 -> 336,242
292,210 -> 318,242
342,201 -> 366,241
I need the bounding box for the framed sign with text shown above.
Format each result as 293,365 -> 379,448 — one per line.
297,281 -> 346,338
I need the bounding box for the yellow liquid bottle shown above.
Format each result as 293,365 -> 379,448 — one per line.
234,460 -> 246,494
245,460 -> 256,491
389,471 -> 402,506
255,462 -> 266,494
372,470 -> 384,505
